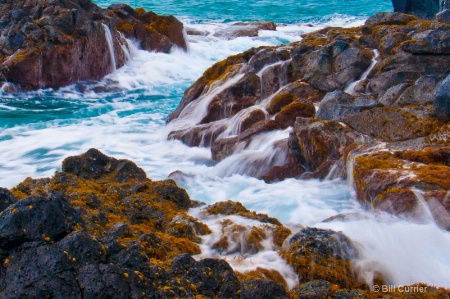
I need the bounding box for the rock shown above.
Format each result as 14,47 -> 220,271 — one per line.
184,258 -> 239,298
105,222 -> 136,241
166,10 -> 450,191
434,74 -> 450,122
291,36 -> 374,92
342,107 -> 441,142
200,72 -> 261,124
240,109 -> 268,132
274,102 -> 315,128
352,147 -> 450,229
166,51 -> 255,123
392,0 -> 440,19
316,91 -> 379,120
281,227 -> 364,288
153,179 -> 191,210
291,118 -> 364,178
166,213 -> 211,242
62,148 -> 147,182
0,0 -> 126,89
377,83 -> 412,106
204,200 -> 291,251
0,0 -> 187,89
240,279 -> 288,299
170,253 -> 195,276
365,12 -> 418,26
395,75 -> 443,107
213,22 -> 276,39
402,27 -> 450,54
267,93 -> 298,115
436,9 -> 450,23
111,5 -> 188,52
0,193 -> 84,250
0,188 -> 16,212
275,81 -> 325,105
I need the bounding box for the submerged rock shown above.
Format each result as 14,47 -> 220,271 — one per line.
0,0 -> 187,90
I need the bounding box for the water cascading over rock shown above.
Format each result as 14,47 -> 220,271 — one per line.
167,11 -> 450,230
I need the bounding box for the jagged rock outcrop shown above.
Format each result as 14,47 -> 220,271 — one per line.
167,11 -> 450,228
0,0 -> 187,90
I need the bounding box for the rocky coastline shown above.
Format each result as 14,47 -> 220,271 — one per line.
1,149 -> 449,298
0,0 -> 450,297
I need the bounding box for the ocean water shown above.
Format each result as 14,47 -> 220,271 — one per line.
1,0 -> 450,289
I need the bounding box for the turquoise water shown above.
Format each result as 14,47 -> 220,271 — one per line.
96,0 -> 392,23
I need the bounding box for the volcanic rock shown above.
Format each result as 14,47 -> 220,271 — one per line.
281,227 -> 363,288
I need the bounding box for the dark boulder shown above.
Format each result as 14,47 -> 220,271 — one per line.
62,148 -> 147,182
0,231 -> 104,298
0,193 -> 84,250
240,279 -> 288,299
434,73 -> 450,122
170,253 -> 196,276
292,280 -> 332,299
0,188 -> 16,212
184,258 -> 240,298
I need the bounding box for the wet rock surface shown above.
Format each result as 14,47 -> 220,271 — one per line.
281,227 -> 363,289
0,0 -> 187,90
167,11 -> 450,229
